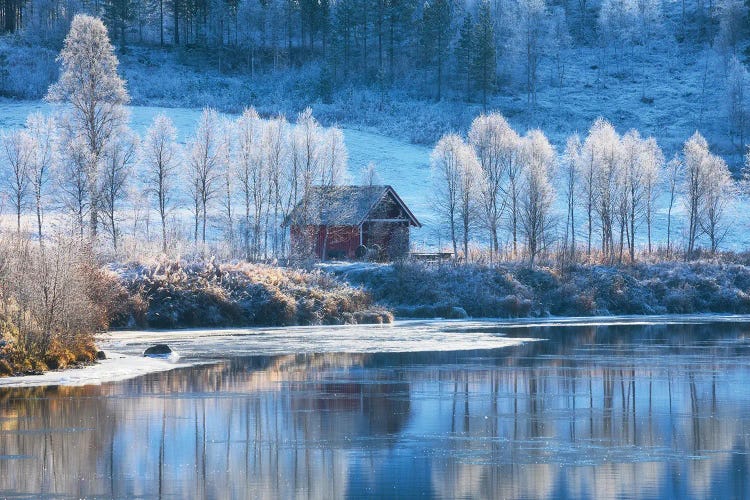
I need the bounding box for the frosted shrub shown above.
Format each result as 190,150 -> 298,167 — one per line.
0,234 -> 110,373
113,260 -> 388,328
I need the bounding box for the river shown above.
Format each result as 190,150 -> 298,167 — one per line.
2,318 -> 750,498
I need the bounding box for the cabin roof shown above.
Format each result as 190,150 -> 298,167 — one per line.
284,185 -> 421,228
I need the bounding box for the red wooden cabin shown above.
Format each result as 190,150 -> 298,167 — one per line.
285,185 -> 421,260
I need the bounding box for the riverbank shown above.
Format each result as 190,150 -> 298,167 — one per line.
109,259 -> 393,329
0,350 -> 186,388
6,256 -> 750,380
333,260 -> 750,319
0,257 -> 391,378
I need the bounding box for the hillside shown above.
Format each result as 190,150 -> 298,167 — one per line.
0,0 -> 746,166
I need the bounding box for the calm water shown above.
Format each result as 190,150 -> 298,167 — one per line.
3,321 -> 750,499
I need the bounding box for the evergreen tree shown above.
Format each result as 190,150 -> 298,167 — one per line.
300,0 -> 330,56
104,0 -> 137,46
421,0 -> 453,100
472,0 -> 495,110
1,0 -> 24,33
167,0 -> 180,44
456,12 -> 474,100
386,0 -> 417,82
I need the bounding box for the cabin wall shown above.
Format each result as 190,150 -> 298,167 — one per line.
291,225 -> 361,260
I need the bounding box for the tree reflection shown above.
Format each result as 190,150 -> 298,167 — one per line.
2,322 -> 750,498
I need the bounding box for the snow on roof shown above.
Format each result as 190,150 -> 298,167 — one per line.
284,185 -> 421,227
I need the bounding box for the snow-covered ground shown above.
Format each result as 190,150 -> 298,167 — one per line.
0,351 -> 188,388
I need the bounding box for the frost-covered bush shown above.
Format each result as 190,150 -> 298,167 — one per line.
0,234 -> 112,375
0,41 -> 58,98
111,259 -> 390,328
335,260 -> 750,319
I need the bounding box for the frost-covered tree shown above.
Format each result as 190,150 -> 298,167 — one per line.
562,134 -> 581,258
468,113 -> 519,257
620,130 -> 662,261
699,154 -> 733,253
360,162 -> 381,186
26,113 -> 57,242
582,118 -> 621,260
514,0 -> 548,107
1,129 -> 33,233
665,154 -> 682,256
234,108 -> 263,259
219,118 -> 237,256
683,131 -> 717,258
57,131 -> 92,238
142,114 -> 180,254
46,14 -> 129,242
520,129 -> 556,265
457,143 -> 482,260
598,0 -> 637,49
294,108 -> 321,209
319,127 -> 348,187
549,7 -> 571,88
432,134 -> 467,258
577,127 -> 597,256
633,0 -> 664,46
100,127 -> 137,252
289,108 -> 322,256
264,115 -> 289,256
318,126 -> 349,260
727,56 -> 749,151
188,108 -> 223,246
714,0 -> 747,54
641,137 -> 663,254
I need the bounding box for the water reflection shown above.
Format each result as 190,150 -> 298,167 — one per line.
3,323 -> 750,498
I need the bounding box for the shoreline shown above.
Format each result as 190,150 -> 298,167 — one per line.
3,314 -> 750,388
0,351 -> 188,388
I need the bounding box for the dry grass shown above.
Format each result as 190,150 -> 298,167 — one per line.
111,259 -> 392,329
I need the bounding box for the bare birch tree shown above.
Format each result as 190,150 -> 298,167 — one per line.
188,108 -> 223,247
100,127 -> 137,252
665,154 -> 682,256
520,130 -> 556,265
562,134 -> 581,259
683,131 -> 708,258
57,132 -> 91,238
468,113 -> 518,259
26,113 -> 57,243
431,134 -> 465,258
699,154 -> 733,253
219,118 -> 237,256
1,129 -> 33,233
142,114 -> 180,254
318,126 -> 349,260
457,144 -> 482,261
235,108 -> 263,259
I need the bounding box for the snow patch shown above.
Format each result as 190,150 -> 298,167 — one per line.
0,351 -> 188,388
